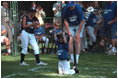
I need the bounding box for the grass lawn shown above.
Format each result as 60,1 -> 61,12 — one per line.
1,52 -> 117,78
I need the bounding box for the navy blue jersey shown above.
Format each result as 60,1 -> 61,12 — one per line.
87,13 -> 98,27
22,15 -> 39,34
103,2 -> 117,24
62,4 -> 84,26
56,41 -> 69,60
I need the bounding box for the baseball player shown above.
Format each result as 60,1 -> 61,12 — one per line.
86,9 -> 98,46
20,8 -> 47,66
54,32 -> 75,75
34,26 -> 49,54
101,1 -> 117,55
1,25 -> 11,56
62,1 -> 84,64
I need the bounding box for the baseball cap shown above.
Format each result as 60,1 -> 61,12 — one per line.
66,1 -> 75,6
29,8 -> 36,13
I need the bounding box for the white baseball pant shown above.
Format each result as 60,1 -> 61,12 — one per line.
21,30 -> 40,55
58,60 -> 75,75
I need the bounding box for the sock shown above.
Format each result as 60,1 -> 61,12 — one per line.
21,53 -> 25,63
70,54 -> 74,62
76,54 -> 80,64
7,49 -> 11,53
109,45 -> 112,48
112,47 -> 116,52
35,54 -> 40,63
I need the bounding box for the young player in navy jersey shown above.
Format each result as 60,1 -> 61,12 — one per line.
54,32 -> 75,75
86,10 -> 98,46
62,1 -> 84,64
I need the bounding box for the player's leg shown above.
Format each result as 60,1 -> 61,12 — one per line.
42,36 -> 49,53
3,37 -> 11,55
108,24 -> 117,55
86,26 -> 96,43
29,34 -> 47,65
4,22 -> 13,43
58,60 -> 63,74
20,30 -> 29,65
29,34 -> 40,64
75,25 -> 85,64
63,60 -> 75,74
69,27 -> 75,63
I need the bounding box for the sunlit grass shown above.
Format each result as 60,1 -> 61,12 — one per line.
1,53 -> 117,78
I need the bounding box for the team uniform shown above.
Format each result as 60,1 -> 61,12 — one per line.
100,2 -> 117,39
20,13 -> 47,65
21,15 -> 39,55
62,3 -> 84,64
34,26 -> 49,51
86,12 -> 98,43
56,39 -> 75,75
62,4 -> 85,37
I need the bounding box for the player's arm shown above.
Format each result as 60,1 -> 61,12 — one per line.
62,32 -> 67,43
64,19 -> 72,36
77,20 -> 84,33
77,7 -> 85,34
108,17 -> 117,25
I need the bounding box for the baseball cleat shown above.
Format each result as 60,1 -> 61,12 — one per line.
37,61 -> 47,65
20,61 -> 30,66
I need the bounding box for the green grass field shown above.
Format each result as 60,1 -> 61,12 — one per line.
1,53 -> 117,78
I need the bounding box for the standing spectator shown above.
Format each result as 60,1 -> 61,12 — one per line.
1,25 -> 11,56
31,2 -> 36,10
52,1 -> 62,29
35,4 -> 46,26
1,2 -> 13,43
101,1 -> 117,55
62,1 -> 84,64
52,1 -> 62,17
20,8 -> 47,66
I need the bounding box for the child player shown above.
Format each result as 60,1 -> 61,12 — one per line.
54,32 -> 76,75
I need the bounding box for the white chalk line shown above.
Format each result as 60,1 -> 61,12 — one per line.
84,67 -> 116,71
28,66 -> 56,72
112,70 -> 117,74
3,67 -> 116,78
3,73 -> 16,78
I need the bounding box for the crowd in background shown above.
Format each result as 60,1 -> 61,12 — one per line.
1,1 -> 117,56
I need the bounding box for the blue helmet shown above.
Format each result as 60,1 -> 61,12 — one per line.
57,32 -> 70,43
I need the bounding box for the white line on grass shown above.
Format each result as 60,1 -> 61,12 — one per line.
84,67 -> 115,71
28,66 -> 49,71
112,70 -> 117,74
28,66 -> 56,72
3,73 -> 16,78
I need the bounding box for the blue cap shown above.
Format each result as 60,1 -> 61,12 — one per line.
66,1 -> 75,6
